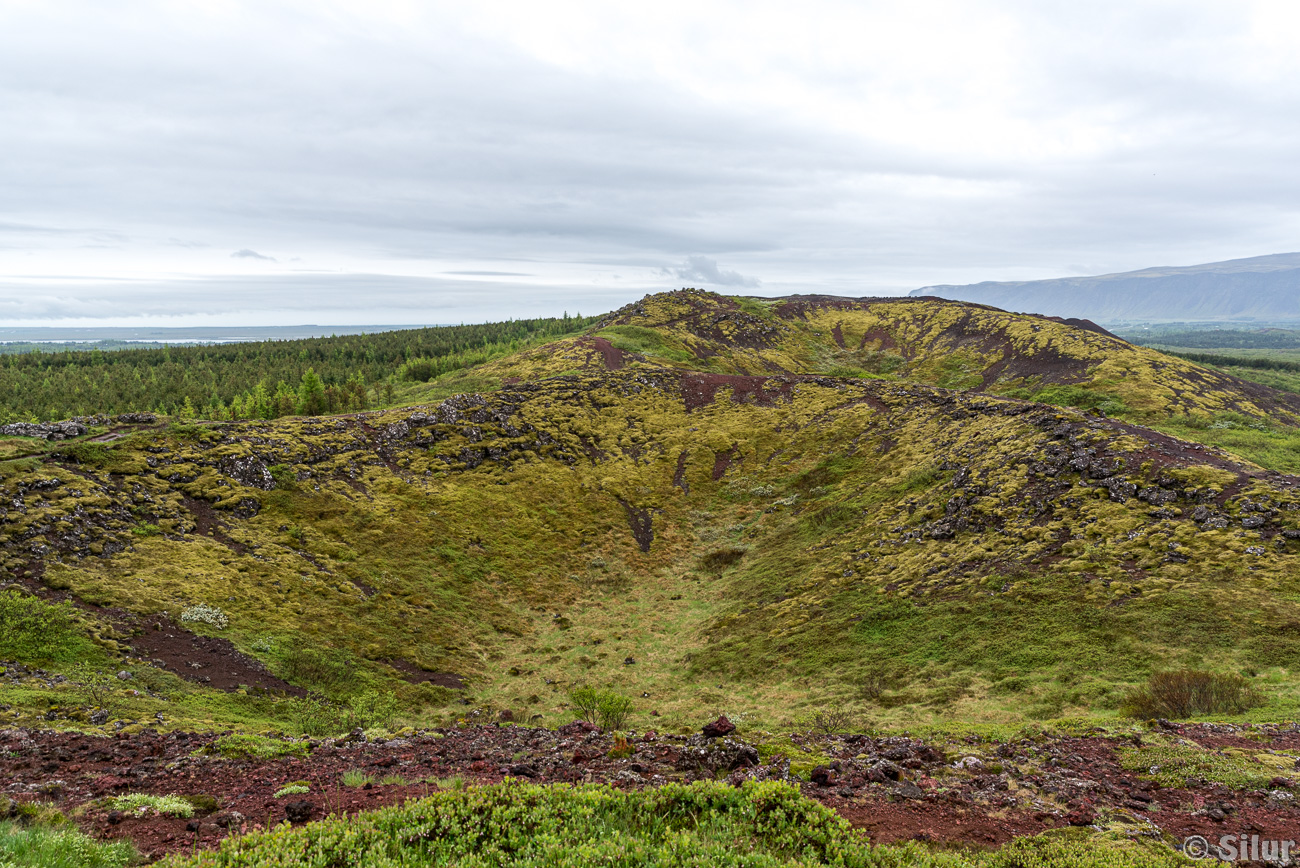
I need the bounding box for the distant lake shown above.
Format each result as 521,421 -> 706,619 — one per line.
0,324 -> 448,349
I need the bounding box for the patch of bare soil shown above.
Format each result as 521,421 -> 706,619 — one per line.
585,336 -> 626,370
384,659 -> 465,689
681,373 -> 794,412
125,613 -> 302,695
180,497 -> 249,555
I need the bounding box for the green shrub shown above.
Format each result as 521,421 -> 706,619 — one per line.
289,693 -> 352,737
273,783 -> 310,799
70,666 -> 120,714
275,640 -> 352,694
348,689 -> 398,730
0,591 -> 76,662
401,359 -> 436,383
156,780 -> 1193,867
160,780 -> 872,867
204,734 -> 309,760
1030,385 -> 1129,416
1123,670 -> 1263,719
569,685 -> 601,724
596,692 -> 633,730
130,522 -> 161,537
568,686 -> 633,730
805,704 -> 857,736
0,818 -> 136,868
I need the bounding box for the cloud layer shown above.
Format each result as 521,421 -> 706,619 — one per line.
2,1 -> 1300,323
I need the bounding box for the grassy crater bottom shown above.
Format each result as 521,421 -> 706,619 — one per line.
158,780 -> 1192,868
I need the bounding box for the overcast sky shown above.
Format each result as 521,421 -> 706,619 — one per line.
3,0 -> 1300,326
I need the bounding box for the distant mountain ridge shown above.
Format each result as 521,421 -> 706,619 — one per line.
910,252 -> 1300,323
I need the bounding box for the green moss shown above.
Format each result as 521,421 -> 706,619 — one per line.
203,733 -> 309,760
1118,738 -> 1287,790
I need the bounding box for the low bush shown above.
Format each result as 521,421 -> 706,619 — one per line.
1123,670 -> 1263,719
287,689 -> 399,736
70,666 -> 120,714
289,693 -> 352,737
204,734 -> 309,761
401,359 -> 437,383
806,704 -> 857,736
156,780 -> 1193,867
0,591 -> 76,662
1024,385 -> 1130,416
275,640 -> 352,694
568,686 -> 633,730
348,689 -> 399,730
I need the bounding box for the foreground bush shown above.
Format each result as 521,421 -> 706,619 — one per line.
1123,670 -> 1263,719
0,819 -> 136,868
159,780 -> 1191,868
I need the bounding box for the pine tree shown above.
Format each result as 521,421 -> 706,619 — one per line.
297,368 -> 327,416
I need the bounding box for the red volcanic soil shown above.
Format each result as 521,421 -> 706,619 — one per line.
681,373 -> 794,412
4,721 -> 1300,862
126,613 -> 301,695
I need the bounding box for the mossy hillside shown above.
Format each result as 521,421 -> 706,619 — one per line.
5,366 -> 1300,732
468,290 -> 1300,430
390,290 -> 1300,481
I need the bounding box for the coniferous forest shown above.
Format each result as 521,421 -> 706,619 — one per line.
0,315 -> 596,422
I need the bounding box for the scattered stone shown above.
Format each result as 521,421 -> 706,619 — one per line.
810,765 -> 838,787
557,720 -> 600,737
701,716 -> 735,739
0,420 -> 87,441
1064,804 -> 1096,826
283,800 -> 315,824
893,781 -> 925,800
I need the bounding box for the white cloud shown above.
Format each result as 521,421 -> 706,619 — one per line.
1,1 -> 1298,322
662,256 -> 761,289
